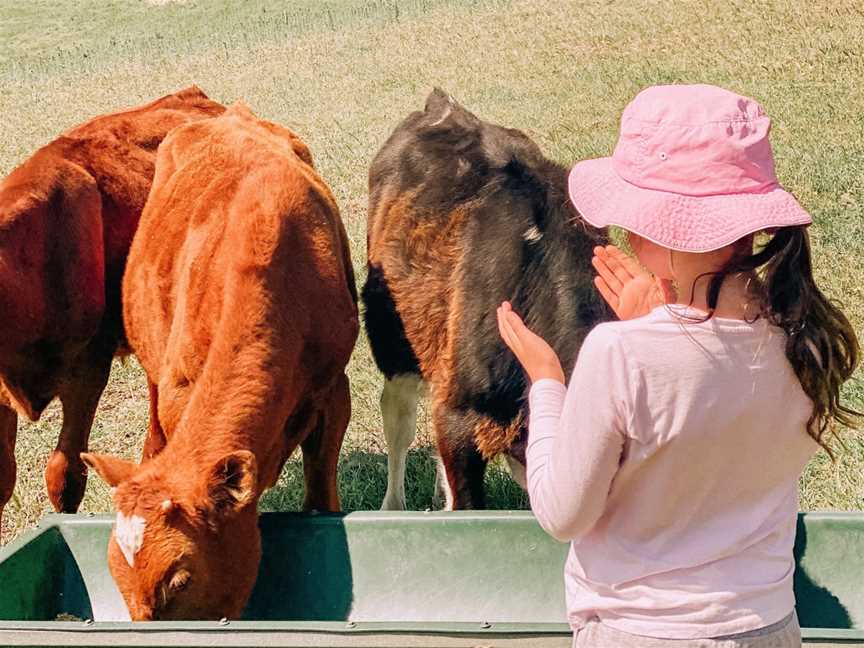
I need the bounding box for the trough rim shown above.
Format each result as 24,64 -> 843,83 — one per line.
0,511 -> 862,645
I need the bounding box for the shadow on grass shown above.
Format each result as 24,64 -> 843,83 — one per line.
793,516 -> 852,629
259,446 -> 529,512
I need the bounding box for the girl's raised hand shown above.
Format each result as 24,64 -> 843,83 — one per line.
592,245 -> 675,320
497,301 -> 565,385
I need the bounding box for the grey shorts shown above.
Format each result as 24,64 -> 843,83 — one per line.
573,612 -> 800,648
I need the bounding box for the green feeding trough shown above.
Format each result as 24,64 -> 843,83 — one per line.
0,511 -> 862,647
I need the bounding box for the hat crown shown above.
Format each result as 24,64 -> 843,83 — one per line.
612,84 -> 779,197
624,84 -> 766,125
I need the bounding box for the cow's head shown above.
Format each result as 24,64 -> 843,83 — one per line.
81,450 -> 262,620
370,88 -> 552,208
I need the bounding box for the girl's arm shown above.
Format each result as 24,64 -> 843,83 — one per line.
497,303 -> 631,542
526,326 -> 630,542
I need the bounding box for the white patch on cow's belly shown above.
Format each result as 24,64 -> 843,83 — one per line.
522,226 -> 543,243
115,513 -> 146,567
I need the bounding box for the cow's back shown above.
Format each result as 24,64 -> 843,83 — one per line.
59,86 -> 225,275
0,87 -> 224,340
125,104 -> 358,452
0,86 -> 225,408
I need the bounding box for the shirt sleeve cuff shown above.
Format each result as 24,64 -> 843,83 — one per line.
528,378 -> 567,419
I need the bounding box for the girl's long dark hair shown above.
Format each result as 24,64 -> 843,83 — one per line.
704,226 -> 861,450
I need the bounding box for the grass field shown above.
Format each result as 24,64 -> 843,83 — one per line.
1,0 -> 862,542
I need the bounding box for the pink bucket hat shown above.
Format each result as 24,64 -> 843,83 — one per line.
568,84 -> 812,252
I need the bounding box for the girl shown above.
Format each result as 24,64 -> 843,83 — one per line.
497,84 -> 861,647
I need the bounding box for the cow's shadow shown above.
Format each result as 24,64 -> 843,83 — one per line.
246,447 -> 528,620
243,512 -> 354,621
793,515 -> 852,628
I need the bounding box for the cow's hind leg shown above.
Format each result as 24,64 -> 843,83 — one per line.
380,374 -> 421,510
361,264 -> 423,510
504,454 -> 527,489
300,373 -> 350,513
433,403 -> 486,510
504,427 -> 528,489
0,405 -> 17,540
434,456 -> 454,510
45,341 -> 113,513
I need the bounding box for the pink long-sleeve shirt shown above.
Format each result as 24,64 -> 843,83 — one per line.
527,305 -> 817,639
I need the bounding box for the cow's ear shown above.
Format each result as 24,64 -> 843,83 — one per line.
205,451 -> 258,515
286,133 -> 314,168
81,453 -> 137,487
424,87 -> 452,114
423,88 -> 457,126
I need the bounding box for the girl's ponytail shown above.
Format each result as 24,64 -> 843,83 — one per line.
707,226 -> 861,450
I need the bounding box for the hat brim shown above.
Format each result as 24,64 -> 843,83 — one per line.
568,158 -> 813,253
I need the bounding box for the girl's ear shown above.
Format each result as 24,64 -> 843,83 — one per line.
80,453 -> 137,487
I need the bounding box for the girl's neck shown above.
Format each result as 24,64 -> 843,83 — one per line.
674,270 -> 756,320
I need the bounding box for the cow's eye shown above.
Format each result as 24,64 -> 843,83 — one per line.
169,569 -> 191,591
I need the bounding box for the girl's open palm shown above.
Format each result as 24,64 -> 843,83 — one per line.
497,301 -> 565,385
592,245 -> 675,320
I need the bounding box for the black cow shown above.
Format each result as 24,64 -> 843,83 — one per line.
363,88 -> 611,510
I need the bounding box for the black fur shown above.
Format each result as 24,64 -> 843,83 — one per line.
364,88 -> 611,507
362,264 -> 421,379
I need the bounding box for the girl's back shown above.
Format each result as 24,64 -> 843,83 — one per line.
559,307 -> 816,636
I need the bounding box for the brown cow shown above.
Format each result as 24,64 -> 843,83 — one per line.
81,103 -> 359,620
0,87 -> 224,533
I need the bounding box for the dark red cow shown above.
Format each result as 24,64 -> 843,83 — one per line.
0,87 -> 224,535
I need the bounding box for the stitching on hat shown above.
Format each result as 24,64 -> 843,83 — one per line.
627,116 -> 767,127
635,123 -> 653,175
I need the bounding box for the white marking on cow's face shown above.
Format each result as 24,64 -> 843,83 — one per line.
456,158 -> 471,177
522,226 -> 543,243
115,512 -> 146,567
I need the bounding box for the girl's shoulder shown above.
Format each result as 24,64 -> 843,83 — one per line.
584,306 -> 671,347
582,306 -> 785,360
595,305 -> 777,337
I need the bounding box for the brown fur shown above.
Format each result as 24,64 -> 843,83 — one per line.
0,87 -> 224,534
82,103 -> 358,620
368,196 -> 523,506
368,195 -> 523,462
368,194 -> 472,381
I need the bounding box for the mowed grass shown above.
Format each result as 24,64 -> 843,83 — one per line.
1,0 -> 862,542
